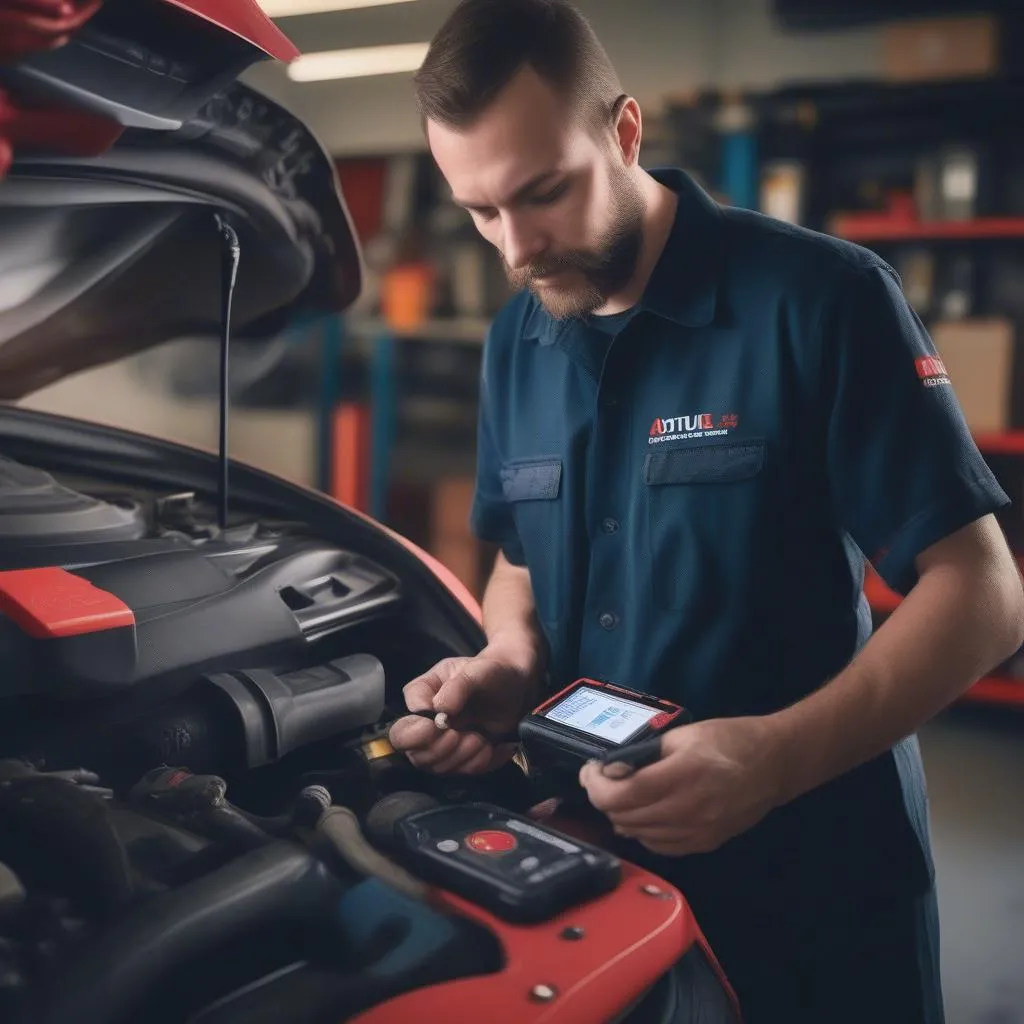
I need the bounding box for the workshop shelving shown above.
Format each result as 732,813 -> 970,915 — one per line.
733,72 -> 1024,710
832,216 -> 1024,243
972,431 -> 1024,456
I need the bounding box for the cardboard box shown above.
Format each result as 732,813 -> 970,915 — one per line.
883,16 -> 999,83
433,537 -> 482,597
931,318 -> 1014,433
432,476 -> 476,540
431,476 -> 482,596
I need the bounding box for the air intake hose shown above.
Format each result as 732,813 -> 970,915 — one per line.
13,841 -> 343,1024
0,763 -> 133,920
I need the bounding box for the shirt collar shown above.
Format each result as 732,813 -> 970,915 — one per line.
524,167 -> 725,347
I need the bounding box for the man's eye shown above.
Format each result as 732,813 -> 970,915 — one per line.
531,182 -> 569,206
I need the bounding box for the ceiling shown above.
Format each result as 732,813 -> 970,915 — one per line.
245,0 -> 883,156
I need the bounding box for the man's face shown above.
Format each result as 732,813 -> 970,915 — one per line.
427,67 -> 644,320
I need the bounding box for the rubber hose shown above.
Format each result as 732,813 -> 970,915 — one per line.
0,862 -> 25,921
316,806 -> 428,902
0,775 -> 133,919
13,842 -> 343,1024
202,805 -> 275,851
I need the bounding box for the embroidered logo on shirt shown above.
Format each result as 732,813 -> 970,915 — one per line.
649,413 -> 739,445
915,356 -> 951,389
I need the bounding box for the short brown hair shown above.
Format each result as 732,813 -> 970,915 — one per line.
413,0 -> 624,131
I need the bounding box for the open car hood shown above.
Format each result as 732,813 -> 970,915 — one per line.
0,0 -> 362,400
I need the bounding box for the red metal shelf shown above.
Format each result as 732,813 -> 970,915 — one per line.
864,568 -> 901,614
965,677 -> 1024,708
974,431 -> 1024,456
832,216 -> 1024,242
864,567 -> 1024,709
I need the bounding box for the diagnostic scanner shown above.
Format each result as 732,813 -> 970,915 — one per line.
519,678 -> 691,785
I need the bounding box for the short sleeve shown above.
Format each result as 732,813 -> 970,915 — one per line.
469,362 -> 527,566
823,262 -> 1010,594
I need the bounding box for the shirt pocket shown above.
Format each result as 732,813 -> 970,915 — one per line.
644,441 -> 767,611
500,456 -> 565,629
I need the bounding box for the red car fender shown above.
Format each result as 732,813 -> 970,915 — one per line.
351,861 -> 706,1024
381,524 -> 485,625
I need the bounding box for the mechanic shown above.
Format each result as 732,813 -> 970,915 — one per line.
387,2 -> 1024,1021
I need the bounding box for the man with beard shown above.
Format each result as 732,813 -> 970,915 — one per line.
388,2 -> 1024,1021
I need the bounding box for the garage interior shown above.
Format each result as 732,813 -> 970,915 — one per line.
8,1 -> 1024,1021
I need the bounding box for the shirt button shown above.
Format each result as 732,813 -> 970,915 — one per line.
599,611 -> 618,631
601,517 -> 619,535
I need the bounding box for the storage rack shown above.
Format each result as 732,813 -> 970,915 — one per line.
743,73 -> 1024,706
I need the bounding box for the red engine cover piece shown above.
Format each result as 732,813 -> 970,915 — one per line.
0,567 -> 135,639
0,0 -> 103,63
351,859 -> 729,1024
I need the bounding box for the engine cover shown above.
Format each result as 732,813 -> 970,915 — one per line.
0,536 -> 401,696
0,455 -> 145,546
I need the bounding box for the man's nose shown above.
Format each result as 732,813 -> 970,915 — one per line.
501,215 -> 545,271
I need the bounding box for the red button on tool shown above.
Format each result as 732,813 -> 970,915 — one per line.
0,567 -> 135,638
465,830 -> 518,854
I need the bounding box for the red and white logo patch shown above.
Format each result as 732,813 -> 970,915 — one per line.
915,356 -> 951,389
648,412 -> 739,445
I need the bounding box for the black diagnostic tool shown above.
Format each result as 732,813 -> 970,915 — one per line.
367,793 -> 622,924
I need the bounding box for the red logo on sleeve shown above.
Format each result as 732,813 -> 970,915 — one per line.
915,356 -> 951,388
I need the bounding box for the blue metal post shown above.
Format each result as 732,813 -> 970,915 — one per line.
718,98 -> 759,211
317,314 -> 344,494
369,328 -> 396,523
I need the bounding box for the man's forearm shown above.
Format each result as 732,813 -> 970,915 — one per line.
480,551 -> 548,677
767,522 -> 1024,805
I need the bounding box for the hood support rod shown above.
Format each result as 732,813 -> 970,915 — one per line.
215,214 -> 240,532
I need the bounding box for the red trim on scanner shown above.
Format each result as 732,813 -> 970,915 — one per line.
0,567 -> 134,638
532,678 -> 686,720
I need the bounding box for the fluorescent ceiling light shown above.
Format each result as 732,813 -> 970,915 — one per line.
259,0 -> 417,16
287,41 -> 430,81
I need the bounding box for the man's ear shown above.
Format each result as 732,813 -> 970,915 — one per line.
613,96 -> 642,166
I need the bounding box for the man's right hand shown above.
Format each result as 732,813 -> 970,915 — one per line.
389,646 -> 539,775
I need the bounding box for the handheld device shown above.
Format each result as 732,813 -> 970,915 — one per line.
518,678 -> 691,780
366,792 -> 621,924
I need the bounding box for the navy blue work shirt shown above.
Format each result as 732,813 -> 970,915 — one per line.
470,167 -> 1009,922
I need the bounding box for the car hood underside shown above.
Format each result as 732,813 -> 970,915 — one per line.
0,0 -> 362,400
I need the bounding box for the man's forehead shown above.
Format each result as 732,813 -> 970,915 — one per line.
428,117 -> 588,207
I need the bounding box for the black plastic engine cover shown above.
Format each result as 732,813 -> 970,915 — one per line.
0,456 -> 145,546
0,537 -> 401,697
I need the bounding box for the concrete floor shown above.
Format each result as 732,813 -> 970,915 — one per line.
920,705 -> 1024,1024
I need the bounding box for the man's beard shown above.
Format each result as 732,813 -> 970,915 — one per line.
503,175 -> 645,320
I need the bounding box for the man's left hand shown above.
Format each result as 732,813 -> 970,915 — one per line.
578,716 -> 787,857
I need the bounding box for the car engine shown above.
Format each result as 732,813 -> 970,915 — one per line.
0,451 -> 541,1024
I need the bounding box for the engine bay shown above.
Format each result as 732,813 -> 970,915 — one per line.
0,450 -> 546,1023
0,441 -> 727,1024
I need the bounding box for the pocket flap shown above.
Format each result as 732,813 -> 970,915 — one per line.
501,457 -> 562,501
644,442 -> 765,485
